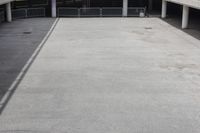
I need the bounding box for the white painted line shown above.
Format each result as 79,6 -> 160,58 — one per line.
0,18 -> 59,112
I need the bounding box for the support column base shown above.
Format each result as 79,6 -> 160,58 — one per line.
182,5 -> 189,29
6,2 -> 12,22
161,0 -> 167,18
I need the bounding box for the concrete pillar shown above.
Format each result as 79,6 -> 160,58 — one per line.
6,2 -> 12,22
182,5 -> 189,29
51,0 -> 56,17
161,0 -> 167,18
123,0 -> 128,17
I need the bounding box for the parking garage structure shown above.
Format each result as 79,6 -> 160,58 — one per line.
1,17 -> 200,133
0,0 -> 13,22
161,0 -> 200,28
52,0 -> 148,17
0,0 -> 200,132
1,0 -> 200,29
0,0 -> 148,20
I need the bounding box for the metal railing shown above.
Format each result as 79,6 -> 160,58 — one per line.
58,8 -> 78,17
128,7 -> 146,17
58,7 -> 146,17
12,9 -> 27,19
12,8 -> 46,20
80,8 -> 101,17
0,11 -> 4,22
27,8 -> 45,18
102,7 -> 122,17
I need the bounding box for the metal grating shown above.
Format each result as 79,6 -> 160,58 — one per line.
57,7 -> 146,17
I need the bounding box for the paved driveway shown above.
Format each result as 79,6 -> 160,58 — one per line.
0,18 -> 200,133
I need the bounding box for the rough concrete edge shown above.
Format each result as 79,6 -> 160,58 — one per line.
0,18 -> 60,115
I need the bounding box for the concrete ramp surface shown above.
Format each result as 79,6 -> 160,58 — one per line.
0,18 -> 200,133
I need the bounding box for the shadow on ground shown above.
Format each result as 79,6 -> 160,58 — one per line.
0,18 -> 55,114
162,15 -> 200,40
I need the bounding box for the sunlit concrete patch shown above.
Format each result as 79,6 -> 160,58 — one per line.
0,18 -> 200,133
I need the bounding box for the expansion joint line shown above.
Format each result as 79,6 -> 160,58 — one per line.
0,18 -> 60,115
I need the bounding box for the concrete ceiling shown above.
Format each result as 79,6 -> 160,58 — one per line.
0,0 -> 13,5
166,0 -> 200,9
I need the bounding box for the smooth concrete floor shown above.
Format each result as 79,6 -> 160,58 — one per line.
0,18 -> 200,133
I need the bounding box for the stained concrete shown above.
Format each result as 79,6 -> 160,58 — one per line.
0,18 -> 56,104
0,18 -> 200,133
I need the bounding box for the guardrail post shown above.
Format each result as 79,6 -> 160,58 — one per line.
182,5 -> 189,29
6,2 -> 12,22
25,9 -> 28,18
78,8 -> 80,17
100,8 -> 102,17
43,8 -> 46,17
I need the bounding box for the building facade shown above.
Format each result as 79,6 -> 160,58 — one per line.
0,0 -> 200,29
